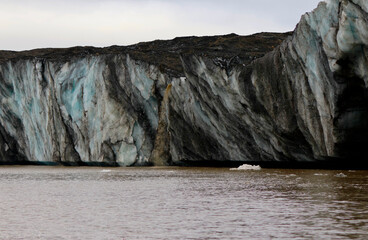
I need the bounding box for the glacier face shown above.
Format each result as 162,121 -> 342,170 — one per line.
0,55 -> 170,166
0,0 -> 367,167
166,0 -> 368,166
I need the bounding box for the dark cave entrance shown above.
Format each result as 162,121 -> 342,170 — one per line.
334,58 -> 368,161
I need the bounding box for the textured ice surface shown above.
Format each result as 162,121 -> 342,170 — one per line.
0,54 -> 167,165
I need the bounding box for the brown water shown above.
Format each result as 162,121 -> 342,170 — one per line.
0,166 -> 367,240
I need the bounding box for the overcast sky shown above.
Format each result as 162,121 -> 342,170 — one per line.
1,0 -> 323,51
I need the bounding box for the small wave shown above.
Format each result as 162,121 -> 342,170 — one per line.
230,164 -> 261,171
287,174 -> 297,177
100,169 -> 112,173
335,173 -> 347,178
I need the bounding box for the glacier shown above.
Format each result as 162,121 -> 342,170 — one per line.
0,0 -> 367,168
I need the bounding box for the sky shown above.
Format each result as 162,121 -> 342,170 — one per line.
0,0 -> 323,51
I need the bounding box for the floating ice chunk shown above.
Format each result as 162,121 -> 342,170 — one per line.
314,173 -> 328,176
230,164 -> 261,171
335,173 -> 347,178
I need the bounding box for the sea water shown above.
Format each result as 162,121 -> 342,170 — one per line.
0,166 -> 367,239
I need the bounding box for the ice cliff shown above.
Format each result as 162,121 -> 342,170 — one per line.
0,0 -> 367,167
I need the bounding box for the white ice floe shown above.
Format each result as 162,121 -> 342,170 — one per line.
335,173 -> 347,178
314,173 -> 328,176
230,164 -> 261,171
